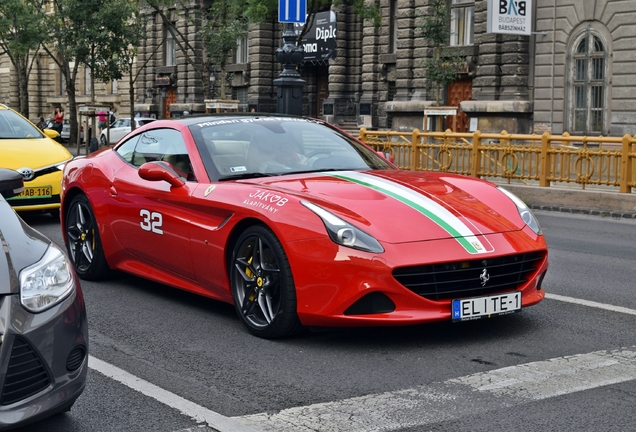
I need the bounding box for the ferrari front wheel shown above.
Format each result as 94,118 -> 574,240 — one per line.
65,194 -> 111,281
230,225 -> 303,339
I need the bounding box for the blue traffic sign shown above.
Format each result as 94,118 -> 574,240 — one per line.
278,0 -> 307,23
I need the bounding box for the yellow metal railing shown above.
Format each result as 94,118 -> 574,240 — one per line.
358,128 -> 636,193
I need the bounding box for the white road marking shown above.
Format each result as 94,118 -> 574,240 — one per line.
88,294 -> 636,432
236,347 -> 636,431
546,293 -> 636,316
88,356 -> 258,432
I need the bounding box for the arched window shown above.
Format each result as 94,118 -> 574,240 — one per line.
567,29 -> 609,135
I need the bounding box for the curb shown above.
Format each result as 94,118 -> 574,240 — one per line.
497,183 -> 636,220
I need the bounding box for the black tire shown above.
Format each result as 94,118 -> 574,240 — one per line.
65,194 -> 111,281
230,225 -> 303,339
99,134 -> 108,147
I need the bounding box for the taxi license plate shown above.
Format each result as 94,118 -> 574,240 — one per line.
452,291 -> 521,321
13,186 -> 53,199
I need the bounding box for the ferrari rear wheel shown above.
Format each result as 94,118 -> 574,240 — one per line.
230,225 -> 303,339
65,194 -> 111,281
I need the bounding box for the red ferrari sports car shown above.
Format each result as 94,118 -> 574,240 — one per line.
60,114 -> 548,338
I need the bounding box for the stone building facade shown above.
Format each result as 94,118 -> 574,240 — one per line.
1,0 -> 635,137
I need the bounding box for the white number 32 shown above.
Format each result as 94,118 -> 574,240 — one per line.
140,209 -> 163,234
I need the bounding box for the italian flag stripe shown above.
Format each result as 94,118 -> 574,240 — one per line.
327,172 -> 488,254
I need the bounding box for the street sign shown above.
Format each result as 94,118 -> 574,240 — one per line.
278,0 -> 306,23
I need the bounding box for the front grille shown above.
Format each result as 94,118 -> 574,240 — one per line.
1,338 -> 51,406
393,251 -> 546,301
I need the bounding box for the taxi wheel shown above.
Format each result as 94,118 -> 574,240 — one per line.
65,194 -> 111,280
230,225 -> 303,339
99,135 -> 108,147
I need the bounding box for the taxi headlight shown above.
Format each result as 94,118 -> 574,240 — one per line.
301,201 -> 384,253
498,187 -> 542,235
20,244 -> 75,313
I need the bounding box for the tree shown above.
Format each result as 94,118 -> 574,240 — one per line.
419,0 -> 464,105
0,0 -> 46,117
42,0 -> 139,145
147,0 -> 380,101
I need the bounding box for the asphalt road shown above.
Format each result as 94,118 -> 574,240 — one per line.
16,210 -> 636,432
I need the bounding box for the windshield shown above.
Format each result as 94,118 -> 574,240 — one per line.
0,110 -> 45,139
188,117 -> 394,181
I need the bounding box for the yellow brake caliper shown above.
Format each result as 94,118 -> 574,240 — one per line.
246,257 -> 257,301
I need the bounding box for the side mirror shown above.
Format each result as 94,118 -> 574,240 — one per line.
376,151 -> 395,164
42,129 -> 60,140
138,161 -> 185,188
0,169 -> 25,199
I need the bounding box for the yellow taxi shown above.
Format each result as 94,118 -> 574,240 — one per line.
0,104 -> 73,214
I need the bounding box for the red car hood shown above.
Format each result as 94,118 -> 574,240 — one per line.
248,170 -> 523,249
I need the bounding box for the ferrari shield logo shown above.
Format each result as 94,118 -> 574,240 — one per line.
204,185 -> 217,197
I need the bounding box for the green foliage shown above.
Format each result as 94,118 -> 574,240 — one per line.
0,0 -> 47,115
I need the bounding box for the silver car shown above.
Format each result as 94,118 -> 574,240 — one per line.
99,117 -> 156,146
0,169 -> 88,428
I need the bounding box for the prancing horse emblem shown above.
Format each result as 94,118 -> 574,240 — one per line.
479,269 -> 490,286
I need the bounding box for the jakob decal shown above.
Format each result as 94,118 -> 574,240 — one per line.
248,190 -> 288,206
244,189 -> 289,213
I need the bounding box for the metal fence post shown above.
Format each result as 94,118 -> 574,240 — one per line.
411,129 -> 420,170
540,131 -> 550,187
620,134 -> 631,193
472,130 -> 481,178
359,127 -> 367,143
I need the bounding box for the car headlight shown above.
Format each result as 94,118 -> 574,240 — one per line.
301,201 -> 384,253
497,187 -> 542,235
19,243 -> 75,313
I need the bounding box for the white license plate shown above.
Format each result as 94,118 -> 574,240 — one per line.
452,291 -> 521,321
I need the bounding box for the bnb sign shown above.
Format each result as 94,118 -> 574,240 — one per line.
487,0 -> 532,36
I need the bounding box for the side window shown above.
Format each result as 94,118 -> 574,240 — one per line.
115,135 -> 140,164
133,128 -> 195,181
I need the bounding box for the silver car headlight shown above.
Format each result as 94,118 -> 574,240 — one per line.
20,243 -> 75,313
497,187 -> 542,235
301,201 -> 384,253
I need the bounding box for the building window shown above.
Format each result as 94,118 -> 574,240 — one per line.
112,79 -> 118,94
389,0 -> 398,53
235,35 -> 248,64
568,29 -> 608,134
450,0 -> 474,46
165,26 -> 177,66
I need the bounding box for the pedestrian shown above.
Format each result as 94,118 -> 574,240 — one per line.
97,110 -> 107,135
36,116 -> 47,131
53,107 -> 64,133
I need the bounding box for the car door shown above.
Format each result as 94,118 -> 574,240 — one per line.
108,127 -> 196,280
110,118 -> 131,144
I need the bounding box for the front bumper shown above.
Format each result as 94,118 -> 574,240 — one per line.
0,281 -> 88,429
288,229 -> 548,327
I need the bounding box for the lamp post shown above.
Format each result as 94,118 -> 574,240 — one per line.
274,23 -> 305,115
